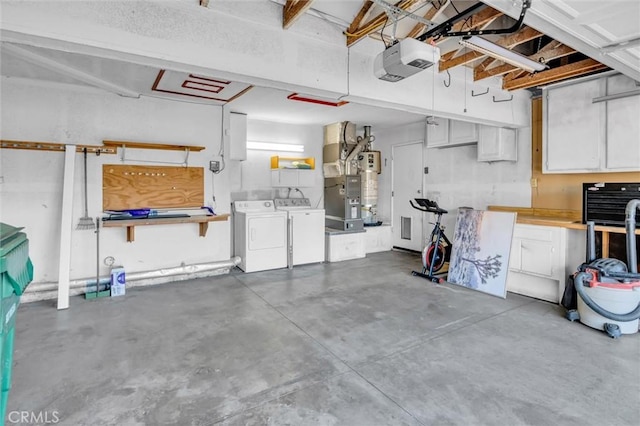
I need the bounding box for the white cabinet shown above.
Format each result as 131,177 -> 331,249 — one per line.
543,74 -> 640,173
605,74 -> 640,170
271,169 -> 314,187
229,113 -> 247,161
449,120 -> 478,145
507,224 -> 585,303
477,126 -> 517,162
426,118 -> 478,148
425,117 -> 449,147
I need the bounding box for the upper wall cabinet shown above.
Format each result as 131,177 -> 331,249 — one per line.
449,120 -> 478,145
425,117 -> 449,147
477,126 -> 517,162
229,112 -> 247,161
426,118 -> 478,148
605,75 -> 640,170
543,74 -> 640,174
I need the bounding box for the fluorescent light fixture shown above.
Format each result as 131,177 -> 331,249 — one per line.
246,141 -> 304,153
459,36 -> 547,73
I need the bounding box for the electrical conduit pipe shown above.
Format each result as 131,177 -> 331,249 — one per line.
22,257 -> 241,302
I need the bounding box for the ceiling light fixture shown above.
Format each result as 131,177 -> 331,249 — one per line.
459,36 -> 548,73
246,141 -> 304,153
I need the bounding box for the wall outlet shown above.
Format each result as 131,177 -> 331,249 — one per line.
530,178 -> 538,188
209,160 -> 220,173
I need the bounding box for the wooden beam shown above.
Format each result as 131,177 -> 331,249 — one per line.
347,1 -> 374,36
102,140 -> 206,152
475,43 -> 576,81
440,26 -> 542,72
406,0 -> 447,39
346,0 -> 421,47
427,7 -> 503,45
503,59 -> 608,91
283,0 -> 316,29
1,139 -> 117,154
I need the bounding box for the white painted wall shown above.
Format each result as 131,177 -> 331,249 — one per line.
0,78 -> 231,283
228,118 -> 324,207
374,120 -> 532,237
1,0 -> 531,127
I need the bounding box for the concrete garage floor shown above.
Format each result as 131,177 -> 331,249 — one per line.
8,251 -> 640,425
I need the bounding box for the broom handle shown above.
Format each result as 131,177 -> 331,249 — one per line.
83,148 -> 89,217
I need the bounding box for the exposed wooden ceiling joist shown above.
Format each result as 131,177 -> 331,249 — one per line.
347,1 -> 374,37
283,0 -> 317,30
439,26 -> 543,72
345,0 -> 422,47
503,58 -> 608,91
474,42 -> 576,81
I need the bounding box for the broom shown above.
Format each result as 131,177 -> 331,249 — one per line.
77,148 -> 95,230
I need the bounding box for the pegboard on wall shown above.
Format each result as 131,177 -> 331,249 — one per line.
103,165 -> 204,210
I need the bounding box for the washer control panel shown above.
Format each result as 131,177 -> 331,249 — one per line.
233,200 -> 276,213
274,198 -> 311,208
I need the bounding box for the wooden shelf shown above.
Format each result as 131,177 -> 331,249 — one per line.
103,140 -> 206,152
270,156 -> 315,169
102,214 -> 229,242
1,139 -> 116,154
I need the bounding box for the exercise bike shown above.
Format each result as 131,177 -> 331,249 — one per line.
410,198 -> 452,283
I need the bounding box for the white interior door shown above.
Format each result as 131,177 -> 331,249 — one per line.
392,142 -> 423,251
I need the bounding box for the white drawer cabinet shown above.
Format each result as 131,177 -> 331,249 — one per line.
507,224 -> 585,303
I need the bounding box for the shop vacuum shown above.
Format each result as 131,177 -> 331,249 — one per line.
563,199 -> 640,338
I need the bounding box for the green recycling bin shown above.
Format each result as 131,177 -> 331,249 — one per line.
0,223 -> 34,424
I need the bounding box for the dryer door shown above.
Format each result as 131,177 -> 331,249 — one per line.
248,214 -> 286,250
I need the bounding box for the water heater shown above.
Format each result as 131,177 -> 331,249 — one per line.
359,151 -> 381,225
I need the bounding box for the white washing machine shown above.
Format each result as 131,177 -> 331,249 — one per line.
274,198 -> 325,267
233,200 -> 288,273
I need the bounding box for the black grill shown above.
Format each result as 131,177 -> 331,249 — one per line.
583,182 -> 640,227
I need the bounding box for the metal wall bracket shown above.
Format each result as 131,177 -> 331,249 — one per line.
472,88 -> 490,97
493,94 -> 514,103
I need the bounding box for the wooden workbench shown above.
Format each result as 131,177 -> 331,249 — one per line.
488,206 -> 639,258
